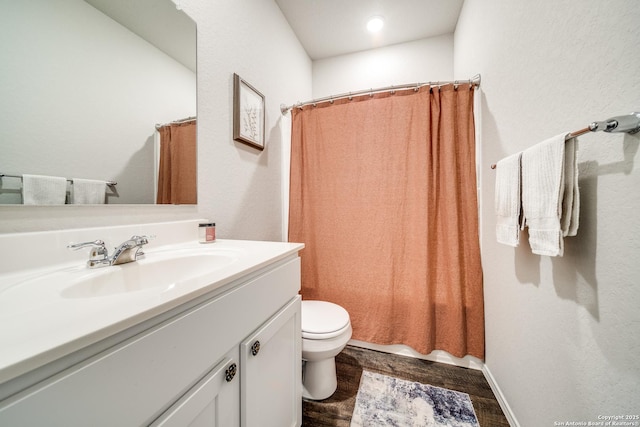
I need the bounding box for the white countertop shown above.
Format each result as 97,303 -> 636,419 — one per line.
0,239 -> 303,385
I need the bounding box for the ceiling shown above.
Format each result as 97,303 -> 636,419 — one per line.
275,0 -> 465,60
84,0 -> 464,68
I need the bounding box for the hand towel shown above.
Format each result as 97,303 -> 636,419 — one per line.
22,174 -> 67,205
561,137 -> 579,236
521,133 -> 571,256
72,178 -> 107,204
495,152 -> 522,247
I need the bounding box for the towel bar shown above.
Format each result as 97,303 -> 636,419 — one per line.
491,111 -> 640,169
0,174 -> 117,186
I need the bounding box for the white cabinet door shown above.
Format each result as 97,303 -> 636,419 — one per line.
151,351 -> 239,427
240,296 -> 301,427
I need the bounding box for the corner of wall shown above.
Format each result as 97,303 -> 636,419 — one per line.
482,363 -> 520,427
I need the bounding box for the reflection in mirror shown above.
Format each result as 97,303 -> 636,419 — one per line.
0,0 -> 196,205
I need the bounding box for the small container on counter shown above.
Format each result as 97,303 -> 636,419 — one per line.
198,222 -> 216,243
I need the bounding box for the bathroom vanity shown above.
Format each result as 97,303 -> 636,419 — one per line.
0,221 -> 303,426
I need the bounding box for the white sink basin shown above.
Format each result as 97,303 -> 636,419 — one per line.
0,247 -> 240,304
60,249 -> 238,298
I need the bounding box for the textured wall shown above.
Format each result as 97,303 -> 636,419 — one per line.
178,0 -> 311,241
454,0 -> 640,425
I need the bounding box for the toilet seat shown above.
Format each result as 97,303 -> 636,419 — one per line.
302,300 -> 351,340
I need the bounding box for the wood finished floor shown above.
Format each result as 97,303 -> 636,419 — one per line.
302,345 -> 509,427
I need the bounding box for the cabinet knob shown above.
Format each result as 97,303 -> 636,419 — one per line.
225,363 -> 237,382
250,340 -> 261,356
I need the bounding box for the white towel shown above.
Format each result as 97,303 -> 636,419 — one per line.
22,174 -> 67,205
495,152 -> 522,247
562,137 -> 579,236
72,178 -> 107,204
521,133 -> 579,256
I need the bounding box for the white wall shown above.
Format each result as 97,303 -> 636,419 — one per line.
455,0 -> 640,425
0,0 -> 196,205
312,34 -> 453,98
0,0 -> 311,237
180,0 -> 311,241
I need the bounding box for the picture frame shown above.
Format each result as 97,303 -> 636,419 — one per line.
233,73 -> 265,150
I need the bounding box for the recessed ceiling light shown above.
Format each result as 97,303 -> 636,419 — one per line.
366,16 -> 384,33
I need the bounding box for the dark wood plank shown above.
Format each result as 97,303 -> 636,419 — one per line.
302,345 -> 509,427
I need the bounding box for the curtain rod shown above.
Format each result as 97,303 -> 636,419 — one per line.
0,174 -> 117,186
155,116 -> 196,130
280,74 -> 481,115
490,111 -> 640,169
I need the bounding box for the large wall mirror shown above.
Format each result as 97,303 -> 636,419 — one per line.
0,0 -> 196,205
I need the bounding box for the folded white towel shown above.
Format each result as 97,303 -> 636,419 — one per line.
22,174 -> 67,205
495,152 -> 522,247
521,133 -> 579,256
72,178 -> 107,204
562,137 -> 579,236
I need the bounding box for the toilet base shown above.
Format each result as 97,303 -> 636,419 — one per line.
302,357 -> 337,400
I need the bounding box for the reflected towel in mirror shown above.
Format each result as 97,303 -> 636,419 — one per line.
22,174 -> 67,205
72,178 -> 106,204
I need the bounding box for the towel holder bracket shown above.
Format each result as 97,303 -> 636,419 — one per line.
590,111 -> 640,134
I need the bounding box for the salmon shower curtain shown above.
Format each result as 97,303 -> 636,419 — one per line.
156,120 -> 196,204
288,84 -> 484,359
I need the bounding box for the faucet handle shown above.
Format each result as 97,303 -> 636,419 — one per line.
131,235 -> 155,246
131,235 -> 153,259
67,239 -> 106,251
67,240 -> 109,262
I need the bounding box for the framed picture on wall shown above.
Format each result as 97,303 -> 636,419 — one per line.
233,73 -> 265,150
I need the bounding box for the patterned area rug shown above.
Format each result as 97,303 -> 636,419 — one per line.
350,370 -> 480,427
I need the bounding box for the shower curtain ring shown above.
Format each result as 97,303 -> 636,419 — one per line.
454,80 -> 459,90
348,92 -> 353,101
369,88 -> 373,97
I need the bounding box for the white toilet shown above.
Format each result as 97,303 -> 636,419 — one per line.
301,300 -> 352,400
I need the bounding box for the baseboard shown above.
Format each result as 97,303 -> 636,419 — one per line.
482,364 -> 520,427
348,340 -> 484,371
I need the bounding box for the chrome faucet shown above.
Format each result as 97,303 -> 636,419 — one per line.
68,235 -> 151,268
110,235 -> 149,265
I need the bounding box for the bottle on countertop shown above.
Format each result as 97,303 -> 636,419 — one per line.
198,222 -> 216,243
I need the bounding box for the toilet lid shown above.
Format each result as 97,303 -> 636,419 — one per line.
302,300 -> 350,336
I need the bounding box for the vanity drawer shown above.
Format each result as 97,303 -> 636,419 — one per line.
0,257 -> 300,427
